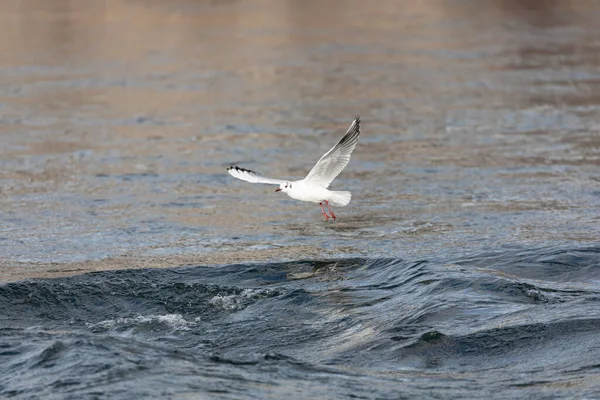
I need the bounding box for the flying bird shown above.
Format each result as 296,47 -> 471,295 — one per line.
227,116 -> 361,220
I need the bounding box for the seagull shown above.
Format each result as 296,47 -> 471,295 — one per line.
227,116 -> 361,220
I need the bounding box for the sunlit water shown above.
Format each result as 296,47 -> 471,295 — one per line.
1,0 -> 599,398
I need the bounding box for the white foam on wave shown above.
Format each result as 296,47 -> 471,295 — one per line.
208,288 -> 275,311
87,314 -> 197,331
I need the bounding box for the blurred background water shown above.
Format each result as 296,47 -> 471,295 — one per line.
1,0 -> 599,398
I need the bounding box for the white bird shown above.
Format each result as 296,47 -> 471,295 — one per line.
227,116 -> 361,220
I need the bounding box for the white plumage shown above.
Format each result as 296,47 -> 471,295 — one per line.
227,116 -> 361,220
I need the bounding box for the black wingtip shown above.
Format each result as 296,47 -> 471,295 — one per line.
352,115 -> 360,133
228,165 -> 257,174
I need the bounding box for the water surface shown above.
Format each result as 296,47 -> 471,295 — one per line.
1,0 -> 599,398
2,246 -> 600,398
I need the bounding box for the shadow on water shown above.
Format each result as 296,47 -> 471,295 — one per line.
1,245 -> 599,398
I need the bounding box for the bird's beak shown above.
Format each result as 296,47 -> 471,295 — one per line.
275,188 -> 281,192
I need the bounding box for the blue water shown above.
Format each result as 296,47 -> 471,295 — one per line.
2,246 -> 600,398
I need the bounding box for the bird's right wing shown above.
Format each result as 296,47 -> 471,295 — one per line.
227,166 -> 286,185
304,116 -> 360,188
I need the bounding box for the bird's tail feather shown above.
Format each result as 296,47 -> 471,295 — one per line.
329,191 -> 351,207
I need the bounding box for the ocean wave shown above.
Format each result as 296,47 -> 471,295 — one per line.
1,245 -> 600,398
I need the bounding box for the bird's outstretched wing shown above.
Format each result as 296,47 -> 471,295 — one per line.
304,116 -> 360,188
227,166 -> 286,185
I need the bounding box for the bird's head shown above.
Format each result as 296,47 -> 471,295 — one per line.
275,181 -> 292,193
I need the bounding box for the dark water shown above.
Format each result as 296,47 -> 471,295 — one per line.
2,245 -> 600,398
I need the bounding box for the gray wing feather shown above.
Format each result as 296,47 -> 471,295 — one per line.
227,166 -> 285,185
304,116 -> 360,188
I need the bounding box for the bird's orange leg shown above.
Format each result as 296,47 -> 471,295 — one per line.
325,200 -> 337,220
319,202 -> 330,221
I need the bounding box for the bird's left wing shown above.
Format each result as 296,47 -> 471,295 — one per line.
304,116 -> 360,188
227,166 -> 286,185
